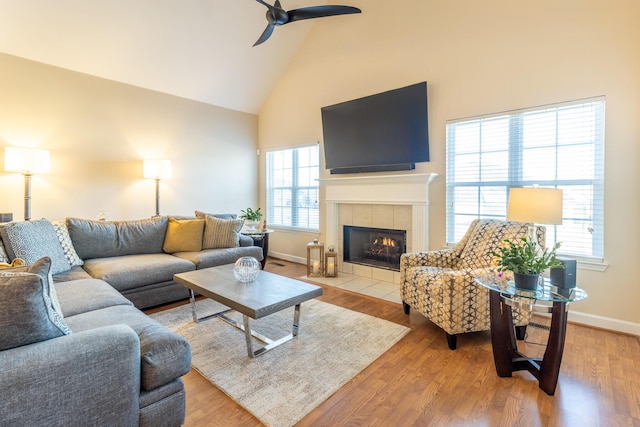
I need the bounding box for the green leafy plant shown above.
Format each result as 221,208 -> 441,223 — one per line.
239,207 -> 262,221
489,237 -> 564,275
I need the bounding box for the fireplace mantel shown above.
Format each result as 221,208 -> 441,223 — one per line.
320,173 -> 438,255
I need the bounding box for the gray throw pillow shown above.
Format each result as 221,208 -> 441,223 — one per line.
0,258 -> 71,351
0,219 -> 71,275
7,256 -> 65,317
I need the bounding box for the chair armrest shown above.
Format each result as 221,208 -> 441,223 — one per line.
0,325 -> 141,426
401,248 -> 458,269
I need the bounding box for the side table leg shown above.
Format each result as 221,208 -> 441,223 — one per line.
489,290 -> 517,377
538,301 -> 568,395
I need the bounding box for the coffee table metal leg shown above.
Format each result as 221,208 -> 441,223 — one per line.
293,304 -> 300,336
189,289 -> 198,323
243,315 -> 254,357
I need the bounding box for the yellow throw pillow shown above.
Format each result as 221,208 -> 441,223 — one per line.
0,258 -> 25,269
163,217 -> 205,253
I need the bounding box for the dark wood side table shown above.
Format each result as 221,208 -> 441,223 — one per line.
475,272 -> 587,395
241,229 -> 273,269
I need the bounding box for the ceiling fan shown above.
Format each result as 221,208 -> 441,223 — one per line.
253,0 -> 361,46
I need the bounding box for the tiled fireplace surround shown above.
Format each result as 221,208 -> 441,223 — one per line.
321,173 -> 438,284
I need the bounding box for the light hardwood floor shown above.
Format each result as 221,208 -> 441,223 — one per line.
147,259 -> 640,426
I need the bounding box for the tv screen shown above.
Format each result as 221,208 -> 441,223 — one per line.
321,82 -> 429,174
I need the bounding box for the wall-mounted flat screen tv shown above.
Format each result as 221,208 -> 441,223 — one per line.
321,82 -> 429,174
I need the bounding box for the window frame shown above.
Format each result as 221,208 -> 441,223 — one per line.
265,143 -> 320,232
445,97 -> 605,265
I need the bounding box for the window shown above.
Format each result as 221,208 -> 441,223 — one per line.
266,144 -> 320,230
446,97 -> 604,260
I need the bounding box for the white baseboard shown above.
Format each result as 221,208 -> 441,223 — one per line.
568,310 -> 640,336
268,252 -> 640,337
268,251 -> 306,265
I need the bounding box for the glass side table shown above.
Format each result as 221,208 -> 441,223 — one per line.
475,272 -> 587,395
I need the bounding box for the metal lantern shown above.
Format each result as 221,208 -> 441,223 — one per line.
325,246 -> 338,277
306,238 -> 324,277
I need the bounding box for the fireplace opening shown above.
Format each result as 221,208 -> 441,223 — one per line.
343,226 -> 406,271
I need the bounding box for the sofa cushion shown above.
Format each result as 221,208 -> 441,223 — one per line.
55,278 -> 134,317
173,246 -> 263,269
82,253 -> 196,292
52,220 -> 84,267
64,305 -> 191,391
163,217 -> 205,253
0,270 -> 71,351
458,220 -> 530,270
52,265 -> 93,283
0,219 -> 71,275
202,215 -> 243,249
67,216 -> 168,260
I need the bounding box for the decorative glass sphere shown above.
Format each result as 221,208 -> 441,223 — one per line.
233,257 -> 260,282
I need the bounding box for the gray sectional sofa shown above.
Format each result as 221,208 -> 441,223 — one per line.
0,213 -> 263,426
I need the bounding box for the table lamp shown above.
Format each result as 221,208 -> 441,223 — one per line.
4,147 -> 51,221
143,159 -> 171,217
506,187 -> 563,247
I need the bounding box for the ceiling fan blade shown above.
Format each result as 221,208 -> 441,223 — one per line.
287,5 -> 361,22
254,23 -> 275,46
255,0 -> 275,11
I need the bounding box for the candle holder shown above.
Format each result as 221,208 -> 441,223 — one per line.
325,246 -> 338,277
306,238 -> 324,278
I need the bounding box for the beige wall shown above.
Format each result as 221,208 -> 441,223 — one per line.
258,0 -> 640,331
0,53 -> 259,221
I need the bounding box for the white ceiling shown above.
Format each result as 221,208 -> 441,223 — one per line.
0,0 -> 331,114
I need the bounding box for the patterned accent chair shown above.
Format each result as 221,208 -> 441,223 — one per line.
400,219 -> 545,350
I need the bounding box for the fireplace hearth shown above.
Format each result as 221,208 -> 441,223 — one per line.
343,226 -> 406,271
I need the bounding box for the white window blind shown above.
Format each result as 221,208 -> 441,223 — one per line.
446,97 -> 605,260
266,144 -> 320,230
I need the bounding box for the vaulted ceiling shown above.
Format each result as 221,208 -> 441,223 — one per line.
0,0 -> 334,114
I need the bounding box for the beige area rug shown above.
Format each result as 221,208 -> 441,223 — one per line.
150,298 -> 409,427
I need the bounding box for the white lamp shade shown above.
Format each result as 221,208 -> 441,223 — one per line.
4,147 -> 50,174
507,187 -> 563,225
143,159 -> 171,179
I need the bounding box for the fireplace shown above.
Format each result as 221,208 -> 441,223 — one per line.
343,226 -> 406,271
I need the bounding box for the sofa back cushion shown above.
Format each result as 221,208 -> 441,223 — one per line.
67,217 -> 169,260
457,219 -> 541,270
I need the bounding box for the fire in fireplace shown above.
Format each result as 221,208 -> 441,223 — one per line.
343,226 -> 407,271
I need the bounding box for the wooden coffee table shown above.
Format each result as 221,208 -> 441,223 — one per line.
174,264 -> 323,358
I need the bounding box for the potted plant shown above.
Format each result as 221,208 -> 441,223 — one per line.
239,208 -> 262,231
489,237 -> 564,290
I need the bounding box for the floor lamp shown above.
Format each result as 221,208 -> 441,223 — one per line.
506,187 -> 563,249
4,147 -> 51,221
143,159 -> 171,217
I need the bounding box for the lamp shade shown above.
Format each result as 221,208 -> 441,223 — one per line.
143,159 -> 171,179
4,147 -> 50,174
507,187 -> 563,225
